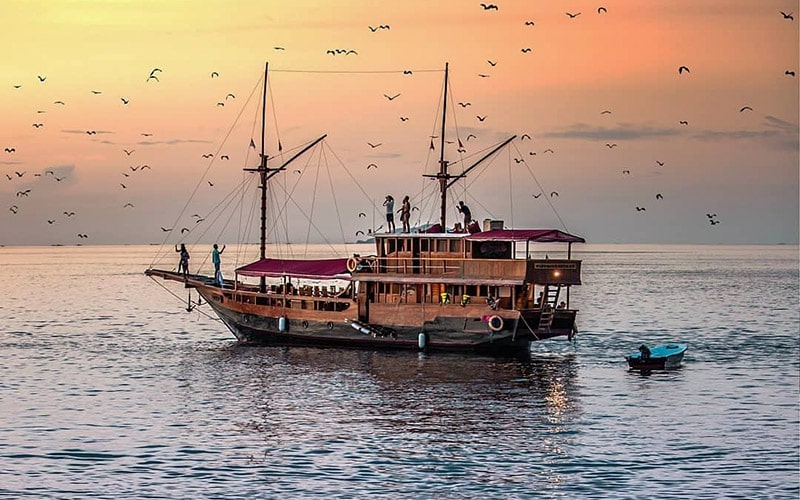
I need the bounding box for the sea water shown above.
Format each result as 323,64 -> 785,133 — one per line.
0,244 -> 797,499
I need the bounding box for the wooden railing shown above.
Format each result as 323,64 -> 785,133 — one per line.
357,257 -> 581,285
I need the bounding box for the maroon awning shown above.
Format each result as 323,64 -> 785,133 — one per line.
236,257 -> 350,279
465,229 -> 585,243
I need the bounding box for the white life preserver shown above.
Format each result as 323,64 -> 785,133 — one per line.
346,257 -> 358,273
488,315 -> 504,332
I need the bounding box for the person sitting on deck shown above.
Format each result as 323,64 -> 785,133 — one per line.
557,301 -> 566,309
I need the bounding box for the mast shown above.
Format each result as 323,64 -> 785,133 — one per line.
438,62 -> 449,231
242,62 -> 269,292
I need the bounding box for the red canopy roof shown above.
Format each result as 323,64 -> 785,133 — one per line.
466,229 -> 585,243
236,257 -> 350,279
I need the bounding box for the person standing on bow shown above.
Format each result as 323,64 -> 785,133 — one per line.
399,195 -> 411,233
212,243 -> 226,287
176,244 -> 190,278
383,195 -> 395,233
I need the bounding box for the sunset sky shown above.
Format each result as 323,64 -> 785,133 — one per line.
2,0 -> 798,246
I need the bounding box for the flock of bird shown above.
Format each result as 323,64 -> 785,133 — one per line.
3,5 -> 797,244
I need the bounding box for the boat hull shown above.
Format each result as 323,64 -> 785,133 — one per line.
626,343 -> 688,371
194,284 -> 546,355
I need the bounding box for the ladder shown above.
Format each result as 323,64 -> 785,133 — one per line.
537,285 -> 561,332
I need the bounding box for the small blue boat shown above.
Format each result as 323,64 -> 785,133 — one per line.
626,343 -> 688,371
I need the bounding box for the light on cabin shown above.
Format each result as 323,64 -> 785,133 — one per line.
553,270 -> 561,278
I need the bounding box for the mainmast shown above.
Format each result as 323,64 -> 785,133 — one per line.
438,62 -> 449,231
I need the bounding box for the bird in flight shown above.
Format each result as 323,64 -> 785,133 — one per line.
367,163 -> 378,170
477,73 -> 490,78
780,11 -> 793,20
202,153 -> 214,158
86,130 -> 96,135
622,169 -> 630,174
384,93 -> 400,100
400,116 -> 409,122
181,227 -> 190,234
532,193 -> 542,198
521,134 -> 531,140
678,66 -> 690,74
367,142 -> 382,148
550,191 -> 559,197
635,206 -> 646,212
543,148 -> 554,154
600,110 -> 611,114
16,189 -> 31,197
524,21 -> 535,26
786,70 -> 796,76
480,3 -> 498,10
466,134 -> 477,141
120,97 -> 129,105
476,115 -> 487,122
598,7 -> 608,14
739,106 -> 753,112
605,143 -> 617,149
32,123 -> 44,128
358,212 -> 367,218
458,102 -> 471,107
207,181 -> 214,187
124,203 -> 134,208
120,183 -> 127,189
54,100 -> 65,105
211,71 -> 219,78
64,211 -> 75,216
220,155 -> 229,160
487,60 -> 497,66
656,193 -> 663,200
656,160 -> 664,166
566,12 -> 581,18
123,149 -> 134,156
15,171 -> 26,177
148,68 -> 162,80
90,90 -> 102,95
38,75 -> 46,82
141,132 -> 153,137
9,205 -> 18,214
160,227 -> 172,232
226,93 -> 235,100
521,48 -> 531,53
679,120 -> 689,125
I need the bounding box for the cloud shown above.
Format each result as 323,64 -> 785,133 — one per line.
540,123 -> 680,141
691,116 -> 799,151
136,139 -> 213,146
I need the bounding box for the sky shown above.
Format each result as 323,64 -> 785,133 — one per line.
1,0 -> 798,246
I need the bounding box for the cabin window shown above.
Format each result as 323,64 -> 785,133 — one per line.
450,239 -> 461,253
420,239 -> 429,252
436,239 -> 448,253
387,239 -> 396,254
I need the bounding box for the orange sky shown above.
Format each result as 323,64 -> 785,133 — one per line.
1,0 -> 798,245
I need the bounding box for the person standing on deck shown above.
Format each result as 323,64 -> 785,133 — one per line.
383,195 -> 395,233
457,201 -> 472,229
212,243 -> 226,286
176,244 -> 190,278
399,195 -> 411,233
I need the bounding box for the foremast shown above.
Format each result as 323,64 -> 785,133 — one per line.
242,62 -> 326,292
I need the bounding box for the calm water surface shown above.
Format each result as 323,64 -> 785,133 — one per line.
0,244 -> 798,498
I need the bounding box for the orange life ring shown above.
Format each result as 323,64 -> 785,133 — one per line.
346,257 -> 358,273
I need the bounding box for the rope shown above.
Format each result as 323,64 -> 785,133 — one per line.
147,276 -> 222,322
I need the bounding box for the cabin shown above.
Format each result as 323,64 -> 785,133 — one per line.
350,224 -> 583,316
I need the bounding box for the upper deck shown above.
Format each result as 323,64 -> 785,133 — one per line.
351,228 -> 584,286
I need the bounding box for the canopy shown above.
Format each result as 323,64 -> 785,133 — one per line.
236,257 -> 350,279
465,229 -> 585,243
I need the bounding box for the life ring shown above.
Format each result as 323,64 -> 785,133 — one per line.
488,315 -> 504,332
346,257 -> 358,273
327,321 -> 334,330
301,320 -> 309,329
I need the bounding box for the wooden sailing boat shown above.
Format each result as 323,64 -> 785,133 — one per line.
146,63 -> 585,355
